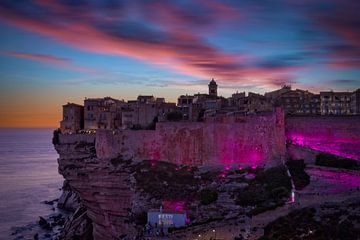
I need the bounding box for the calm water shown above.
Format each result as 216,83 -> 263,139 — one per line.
0,128 -> 63,239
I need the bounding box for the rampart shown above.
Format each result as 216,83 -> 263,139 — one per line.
285,116 -> 360,161
95,110 -> 285,167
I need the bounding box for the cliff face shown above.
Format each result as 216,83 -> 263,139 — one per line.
55,140 -> 139,239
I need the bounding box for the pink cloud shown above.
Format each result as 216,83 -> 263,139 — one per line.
5,51 -> 98,74
0,2 -> 298,87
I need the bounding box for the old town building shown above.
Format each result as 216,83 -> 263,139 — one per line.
320,91 -> 352,115
60,103 -> 84,133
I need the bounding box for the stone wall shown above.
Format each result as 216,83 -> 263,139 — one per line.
285,116 -> 360,161
95,110 -> 285,168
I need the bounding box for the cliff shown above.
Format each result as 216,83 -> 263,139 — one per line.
54,134 -> 290,239
55,137 -> 138,239
54,114 -> 360,239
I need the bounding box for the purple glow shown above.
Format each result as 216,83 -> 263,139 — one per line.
286,126 -> 360,161
291,191 -> 295,203
185,216 -> 191,224
305,167 -> 360,193
219,172 -> 226,178
162,200 -> 186,212
245,173 -> 256,178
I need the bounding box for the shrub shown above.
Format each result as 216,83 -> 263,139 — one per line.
271,187 -> 290,199
133,211 -> 147,225
166,111 -> 183,121
286,160 -> 310,190
52,128 -> 61,145
200,189 -> 218,205
146,116 -> 158,130
315,153 -> 357,170
256,166 -> 292,192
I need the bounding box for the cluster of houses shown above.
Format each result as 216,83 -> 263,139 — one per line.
60,79 -> 360,133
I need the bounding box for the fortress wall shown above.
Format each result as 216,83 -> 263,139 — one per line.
96,110 -> 285,167
285,116 -> 360,160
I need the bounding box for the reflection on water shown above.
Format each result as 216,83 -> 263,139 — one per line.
0,128 -> 63,239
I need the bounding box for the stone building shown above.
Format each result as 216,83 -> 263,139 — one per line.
84,97 -> 125,130
177,95 -> 194,119
351,89 -> 360,114
121,97 -> 176,129
229,91 -> 246,111
245,92 -> 273,113
137,95 -> 155,103
320,91 -> 351,115
208,78 -> 218,97
266,87 -> 320,115
60,103 -> 84,133
265,85 -> 292,100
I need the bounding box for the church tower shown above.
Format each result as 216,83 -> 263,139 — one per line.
208,78 -> 218,97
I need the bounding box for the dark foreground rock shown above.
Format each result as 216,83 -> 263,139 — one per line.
57,180 -> 81,212
59,207 -> 93,240
261,199 -> 360,240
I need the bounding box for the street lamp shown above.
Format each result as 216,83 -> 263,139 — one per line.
212,229 -> 216,238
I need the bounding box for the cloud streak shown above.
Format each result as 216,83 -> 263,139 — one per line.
0,0 -> 303,88
4,51 -> 99,74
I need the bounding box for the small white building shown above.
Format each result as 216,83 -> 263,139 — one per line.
147,209 -> 186,228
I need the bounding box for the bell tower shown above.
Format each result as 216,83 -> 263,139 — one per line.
208,78 -> 218,97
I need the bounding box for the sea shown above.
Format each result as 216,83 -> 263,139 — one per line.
0,128 -> 64,239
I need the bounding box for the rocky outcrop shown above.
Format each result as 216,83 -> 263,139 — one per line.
55,136 -> 294,240
55,140 -> 138,240
59,207 -> 93,240
58,180 -> 81,212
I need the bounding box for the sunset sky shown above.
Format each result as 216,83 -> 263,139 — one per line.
0,0 -> 359,127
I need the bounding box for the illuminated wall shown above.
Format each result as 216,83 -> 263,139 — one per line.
286,116 -> 360,161
96,110 -> 285,168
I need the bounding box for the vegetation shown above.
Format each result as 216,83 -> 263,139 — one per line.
235,166 -> 291,216
52,128 -> 61,145
262,202 -> 360,240
166,111 -> 183,121
146,116 -> 158,130
199,189 -> 218,205
134,161 -> 199,199
286,160 -> 310,190
315,153 -> 358,170
133,211 -> 147,225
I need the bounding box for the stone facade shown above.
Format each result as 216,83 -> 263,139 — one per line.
84,97 -> 124,130
320,91 -> 352,115
60,103 -> 84,134
350,89 -> 360,114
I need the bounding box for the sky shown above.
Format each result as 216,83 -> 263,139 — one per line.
0,0 -> 359,127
